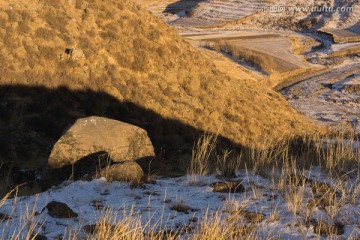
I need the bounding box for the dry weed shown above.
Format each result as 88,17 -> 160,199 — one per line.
187,133 -> 217,183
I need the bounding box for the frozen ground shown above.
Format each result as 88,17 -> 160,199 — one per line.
141,0 -> 359,31
1,1 -> 359,239
183,28 -> 359,130
281,59 -> 360,133
0,170 -> 359,239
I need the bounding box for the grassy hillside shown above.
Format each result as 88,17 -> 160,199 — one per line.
0,0 -> 319,168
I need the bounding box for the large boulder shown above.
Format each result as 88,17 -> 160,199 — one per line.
100,162 -> 144,183
48,116 -> 155,169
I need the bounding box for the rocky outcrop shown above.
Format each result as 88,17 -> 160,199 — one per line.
48,116 -> 155,169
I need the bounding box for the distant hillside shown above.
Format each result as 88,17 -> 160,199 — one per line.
240,0 -> 360,30
0,0 -> 318,169
161,0 -> 359,31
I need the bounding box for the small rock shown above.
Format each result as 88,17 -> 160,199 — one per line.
100,162 -> 144,183
211,181 -> 245,193
71,48 -> 85,60
45,201 -> 78,218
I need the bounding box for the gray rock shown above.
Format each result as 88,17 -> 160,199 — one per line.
48,116 -> 155,169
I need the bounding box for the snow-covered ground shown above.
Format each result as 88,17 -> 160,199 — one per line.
281,59 -> 360,133
1,1 -> 359,239
1,169 -> 359,239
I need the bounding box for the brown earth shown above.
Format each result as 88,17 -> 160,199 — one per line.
0,0 -> 320,171
199,35 -> 323,87
183,31 -> 325,88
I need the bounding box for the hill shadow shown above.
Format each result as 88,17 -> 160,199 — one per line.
0,84 -> 244,193
349,22 -> 360,33
163,0 -> 204,15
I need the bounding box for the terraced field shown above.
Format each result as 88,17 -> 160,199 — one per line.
137,0 -> 360,132
321,28 -> 360,43
281,61 -> 360,132
174,0 -> 264,27
184,31 -> 324,86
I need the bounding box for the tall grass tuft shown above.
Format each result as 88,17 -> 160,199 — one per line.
187,133 -> 217,183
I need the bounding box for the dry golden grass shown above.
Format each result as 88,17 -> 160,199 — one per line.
1,1 -> 350,237
183,130 -> 359,237
0,188 -> 44,240
0,0 -> 321,171
35,28 -> 56,40
187,133 -> 217,178
188,130 -> 359,180
1,130 -> 359,239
